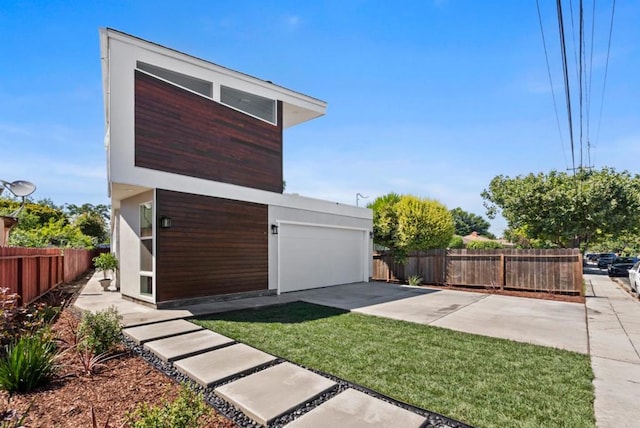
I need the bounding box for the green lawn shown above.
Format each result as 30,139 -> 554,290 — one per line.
192,302 -> 595,428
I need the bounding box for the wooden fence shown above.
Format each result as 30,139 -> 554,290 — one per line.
0,247 -> 96,305
373,249 -> 583,295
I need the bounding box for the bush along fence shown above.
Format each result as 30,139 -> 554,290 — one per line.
373,248 -> 584,295
0,247 -> 97,305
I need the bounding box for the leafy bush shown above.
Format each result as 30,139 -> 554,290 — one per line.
0,288 -> 58,350
0,400 -> 32,428
407,275 -> 422,286
369,193 -> 455,262
0,333 -> 57,393
448,235 -> 464,249
127,385 -> 210,428
78,307 -> 123,355
466,240 -> 503,249
92,253 -> 119,279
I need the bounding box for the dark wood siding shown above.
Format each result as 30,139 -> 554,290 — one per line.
135,71 -> 283,193
155,189 -> 268,303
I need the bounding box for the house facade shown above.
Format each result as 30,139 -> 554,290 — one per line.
99,29 -> 372,308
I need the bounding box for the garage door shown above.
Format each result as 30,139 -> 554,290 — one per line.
278,223 -> 367,293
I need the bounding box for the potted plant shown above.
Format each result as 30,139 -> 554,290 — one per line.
93,252 -> 119,291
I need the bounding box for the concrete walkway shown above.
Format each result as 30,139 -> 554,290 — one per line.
584,272 -> 640,428
73,271 -> 640,427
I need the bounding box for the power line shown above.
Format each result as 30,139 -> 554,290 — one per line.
585,0 -> 597,166
556,0 -> 576,172
535,0 -> 569,170
595,0 -> 616,151
578,0 -> 584,169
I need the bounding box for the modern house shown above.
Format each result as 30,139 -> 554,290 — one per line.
99,28 -> 372,308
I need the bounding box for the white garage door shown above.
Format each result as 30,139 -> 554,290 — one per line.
278,223 -> 366,293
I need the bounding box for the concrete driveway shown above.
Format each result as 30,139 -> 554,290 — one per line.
296,282 -> 588,354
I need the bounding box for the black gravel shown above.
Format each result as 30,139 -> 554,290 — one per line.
122,335 -> 472,428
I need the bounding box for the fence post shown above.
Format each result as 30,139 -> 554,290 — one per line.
499,254 -> 505,290
16,258 -> 23,304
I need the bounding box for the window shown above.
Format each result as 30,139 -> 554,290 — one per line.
137,61 -> 213,98
139,202 -> 153,296
220,85 -> 276,124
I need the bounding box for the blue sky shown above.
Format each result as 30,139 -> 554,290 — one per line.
1,1 -> 638,235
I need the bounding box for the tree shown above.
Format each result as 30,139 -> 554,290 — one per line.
368,192 -> 401,252
481,167 -> 640,249
0,197 -> 103,249
450,207 -> 493,237
368,193 -> 455,261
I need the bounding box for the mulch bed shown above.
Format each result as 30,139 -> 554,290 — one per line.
1,279 -> 235,428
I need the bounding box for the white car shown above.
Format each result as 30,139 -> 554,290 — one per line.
629,261 -> 640,295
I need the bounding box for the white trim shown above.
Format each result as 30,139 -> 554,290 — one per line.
138,198 -> 155,299
276,228 -> 281,296
275,219 -> 370,232
135,68 -> 214,101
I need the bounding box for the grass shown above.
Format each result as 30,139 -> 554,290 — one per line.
193,302 -> 595,428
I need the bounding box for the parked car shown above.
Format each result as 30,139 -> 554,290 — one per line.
597,253 -> 617,269
629,261 -> 640,294
607,257 -> 639,277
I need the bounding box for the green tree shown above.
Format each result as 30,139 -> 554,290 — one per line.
0,197 -> 99,248
368,193 -> 454,261
368,192 -> 401,252
481,167 -> 640,249
450,207 -> 493,237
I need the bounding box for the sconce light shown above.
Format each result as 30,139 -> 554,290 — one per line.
369,231 -> 374,239
271,224 -> 279,235
160,216 -> 172,229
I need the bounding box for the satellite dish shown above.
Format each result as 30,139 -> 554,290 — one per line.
1,180 -> 36,197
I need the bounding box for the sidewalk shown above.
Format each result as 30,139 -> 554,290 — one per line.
585,273 -> 640,428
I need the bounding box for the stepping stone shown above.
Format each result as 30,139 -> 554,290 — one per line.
285,388 -> 426,428
174,343 -> 276,387
215,362 -> 336,426
144,329 -> 235,362
122,319 -> 202,345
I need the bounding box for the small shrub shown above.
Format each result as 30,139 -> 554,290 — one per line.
78,307 -> 123,355
407,275 -> 422,286
57,315 -> 118,376
92,253 -> 119,279
466,240 -> 503,249
448,235 -> 465,249
0,333 -> 57,393
0,288 -> 60,350
0,399 -> 33,428
127,385 -> 210,428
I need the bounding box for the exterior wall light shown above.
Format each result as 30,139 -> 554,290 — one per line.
369,231 -> 374,239
271,224 -> 279,235
160,216 -> 172,229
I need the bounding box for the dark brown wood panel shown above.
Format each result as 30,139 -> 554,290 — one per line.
155,189 -> 268,303
135,71 -> 283,193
